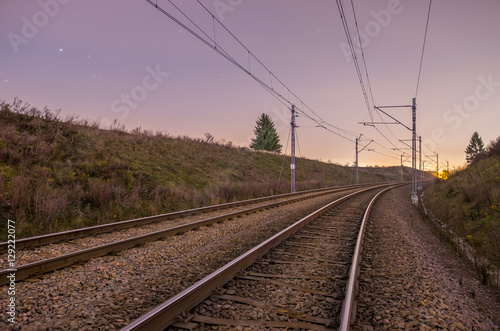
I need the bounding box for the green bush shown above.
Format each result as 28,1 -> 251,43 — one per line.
424,144 -> 500,283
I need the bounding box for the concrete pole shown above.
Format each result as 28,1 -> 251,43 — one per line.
418,136 -> 422,190
290,105 -> 296,193
421,160 -> 426,185
436,153 -> 439,175
401,154 -> 404,182
411,98 -> 418,204
355,137 -> 359,185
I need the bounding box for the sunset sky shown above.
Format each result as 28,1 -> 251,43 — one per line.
2,0 -> 499,169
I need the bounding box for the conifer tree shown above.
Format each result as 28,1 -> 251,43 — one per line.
465,131 -> 485,164
250,113 -> 282,153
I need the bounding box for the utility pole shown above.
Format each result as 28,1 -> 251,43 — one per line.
359,99 -> 418,203
436,153 -> 439,175
401,154 -> 404,182
425,152 -> 439,178
290,105 -> 296,193
421,160 -> 426,185
355,137 -> 359,185
441,159 -> 449,179
396,153 -> 411,182
418,136 -> 422,190
411,98 -> 418,204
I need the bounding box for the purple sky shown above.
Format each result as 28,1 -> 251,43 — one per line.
2,0 -> 499,169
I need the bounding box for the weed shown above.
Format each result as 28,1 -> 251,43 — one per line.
0,99 -> 404,240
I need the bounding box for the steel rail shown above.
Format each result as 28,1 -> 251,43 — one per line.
338,184 -> 400,331
0,184 -> 373,286
120,184 -> 394,331
0,184 -> 372,253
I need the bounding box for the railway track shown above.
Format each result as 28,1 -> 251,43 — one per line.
0,184 -> 368,253
121,184 -> 400,331
0,184 -> 379,286
1,184 -> 397,330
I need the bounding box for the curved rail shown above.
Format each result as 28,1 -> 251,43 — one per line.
0,184 -> 372,253
0,184 -> 378,286
120,184 -> 399,331
338,185 -> 396,330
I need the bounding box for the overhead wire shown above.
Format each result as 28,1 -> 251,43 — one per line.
146,0 -> 291,110
336,0 -> 402,153
351,0 -> 403,151
415,0 -> 433,98
149,0 -> 401,164
148,0 -> 358,143
349,0 -> 375,121
335,0 -> 373,121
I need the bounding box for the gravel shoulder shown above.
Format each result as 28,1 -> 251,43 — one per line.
355,185 -> 500,330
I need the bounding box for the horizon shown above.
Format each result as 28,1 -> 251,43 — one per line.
2,0 -> 499,169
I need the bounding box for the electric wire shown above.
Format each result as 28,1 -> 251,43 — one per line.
148,0 -> 401,164
372,150 -> 399,160
336,0 -> 402,153
415,0 -> 433,98
194,0 -> 348,136
146,0 -> 291,111
349,0 -> 375,121
150,0 -> 359,143
335,0 -> 372,119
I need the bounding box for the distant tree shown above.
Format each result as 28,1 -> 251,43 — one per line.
250,113 -> 282,153
465,131 -> 485,164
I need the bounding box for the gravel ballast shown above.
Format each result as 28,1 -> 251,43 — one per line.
1,191 -> 350,330
354,185 -> 500,330
9,190 -> 342,266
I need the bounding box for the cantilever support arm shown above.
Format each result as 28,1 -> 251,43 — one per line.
374,106 -> 412,131
359,140 -> 374,153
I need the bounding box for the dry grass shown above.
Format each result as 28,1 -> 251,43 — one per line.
0,98 -> 400,239
424,138 -> 500,285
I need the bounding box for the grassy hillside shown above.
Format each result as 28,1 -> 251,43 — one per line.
423,138 -> 500,283
0,99 -> 400,239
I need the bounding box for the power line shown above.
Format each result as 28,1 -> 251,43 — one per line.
194,0 -> 351,136
146,0 -> 292,110
349,0 -> 376,120
148,0 -> 400,164
335,0 -> 373,121
336,0 -> 404,152
148,0 -> 359,143
296,109 -> 357,143
415,0 -> 433,98
372,150 -> 399,160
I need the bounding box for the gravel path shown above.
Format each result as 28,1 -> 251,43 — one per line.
354,185 -> 500,330
1,191 -> 350,330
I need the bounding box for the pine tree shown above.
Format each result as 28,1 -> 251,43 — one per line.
250,113 -> 282,153
465,131 -> 485,164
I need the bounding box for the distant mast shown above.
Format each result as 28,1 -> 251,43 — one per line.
290,105 -> 296,193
